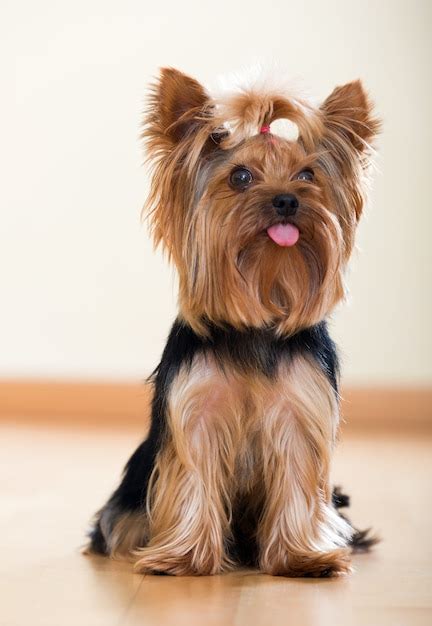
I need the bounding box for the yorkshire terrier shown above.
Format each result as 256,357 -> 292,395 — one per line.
87,67 -> 380,577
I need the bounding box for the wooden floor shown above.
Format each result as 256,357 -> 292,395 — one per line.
1,421 -> 431,626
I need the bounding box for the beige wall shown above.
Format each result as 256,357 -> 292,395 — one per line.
3,0 -> 431,384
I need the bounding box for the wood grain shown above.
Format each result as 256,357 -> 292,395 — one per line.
1,422 -> 431,625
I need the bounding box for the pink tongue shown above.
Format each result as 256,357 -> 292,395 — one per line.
267,223 -> 300,247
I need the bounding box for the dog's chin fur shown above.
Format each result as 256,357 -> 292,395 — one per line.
87,67 -> 380,577
179,137 -> 347,335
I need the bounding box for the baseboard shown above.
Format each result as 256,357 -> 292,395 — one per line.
340,386 -> 432,430
0,380 -> 431,431
0,380 -> 152,429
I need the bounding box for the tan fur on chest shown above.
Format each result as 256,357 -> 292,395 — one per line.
132,353 -> 348,576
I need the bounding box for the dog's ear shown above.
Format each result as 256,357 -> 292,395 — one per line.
320,80 -> 380,152
149,67 -> 211,144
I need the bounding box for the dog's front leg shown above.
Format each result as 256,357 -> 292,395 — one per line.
258,355 -> 352,577
134,357 -> 241,575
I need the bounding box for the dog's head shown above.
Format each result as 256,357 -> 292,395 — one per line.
143,68 -> 380,335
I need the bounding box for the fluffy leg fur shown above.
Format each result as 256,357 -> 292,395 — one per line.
134,356 -> 242,575
86,319 -> 375,574
257,355 -> 352,577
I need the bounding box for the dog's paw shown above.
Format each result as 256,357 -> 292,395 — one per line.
262,548 -> 352,578
133,546 -> 231,576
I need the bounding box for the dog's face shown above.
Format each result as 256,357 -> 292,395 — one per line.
144,68 -> 379,335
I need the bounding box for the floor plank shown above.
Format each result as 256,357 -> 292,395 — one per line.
1,422 -> 431,626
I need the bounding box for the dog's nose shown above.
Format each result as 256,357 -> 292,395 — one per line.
272,193 -> 299,217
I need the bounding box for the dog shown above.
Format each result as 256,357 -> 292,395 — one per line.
86,67 -> 380,577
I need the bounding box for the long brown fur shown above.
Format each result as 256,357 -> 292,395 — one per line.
143,68 -> 379,336
133,353 -> 353,577
93,67 -> 380,577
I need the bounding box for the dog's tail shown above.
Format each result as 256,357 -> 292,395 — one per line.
332,486 -> 380,552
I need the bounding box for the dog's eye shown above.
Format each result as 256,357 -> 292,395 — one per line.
210,128 -> 229,145
296,169 -> 314,182
230,168 -> 253,190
